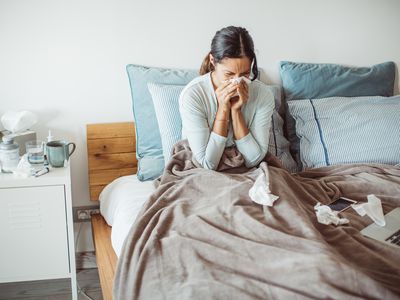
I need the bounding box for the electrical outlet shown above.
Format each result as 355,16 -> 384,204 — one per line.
73,205 -> 100,222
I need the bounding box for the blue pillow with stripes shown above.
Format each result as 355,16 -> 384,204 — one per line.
288,95 -> 400,169
147,83 -> 186,165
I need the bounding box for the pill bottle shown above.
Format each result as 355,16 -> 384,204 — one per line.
0,135 -> 20,173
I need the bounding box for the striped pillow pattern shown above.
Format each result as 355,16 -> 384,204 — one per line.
147,83 -> 185,165
288,95 -> 400,169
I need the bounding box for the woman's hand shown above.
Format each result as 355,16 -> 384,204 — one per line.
230,81 -> 249,112
215,81 -> 239,111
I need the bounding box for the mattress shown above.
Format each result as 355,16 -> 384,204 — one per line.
99,175 -> 155,257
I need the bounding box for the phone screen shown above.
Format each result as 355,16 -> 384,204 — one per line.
328,197 -> 357,212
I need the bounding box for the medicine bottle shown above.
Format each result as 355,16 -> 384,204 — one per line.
0,136 -> 20,173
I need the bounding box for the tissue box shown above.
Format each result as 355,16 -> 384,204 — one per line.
1,130 -> 37,156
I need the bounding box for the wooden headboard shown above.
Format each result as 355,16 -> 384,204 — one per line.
87,122 -> 137,201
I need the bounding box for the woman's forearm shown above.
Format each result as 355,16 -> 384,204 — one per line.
231,109 -> 249,140
212,106 -> 230,137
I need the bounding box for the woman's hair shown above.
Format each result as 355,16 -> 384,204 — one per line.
199,26 -> 259,81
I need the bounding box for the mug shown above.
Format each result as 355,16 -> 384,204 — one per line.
46,140 -> 76,167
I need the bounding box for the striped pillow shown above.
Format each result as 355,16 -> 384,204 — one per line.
148,83 -> 185,165
288,95 -> 400,169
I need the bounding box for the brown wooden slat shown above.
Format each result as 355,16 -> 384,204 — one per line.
89,168 -> 137,186
90,185 -> 107,201
88,153 -> 137,171
87,123 -> 137,297
87,122 -> 135,140
87,137 -> 135,155
91,214 -> 117,300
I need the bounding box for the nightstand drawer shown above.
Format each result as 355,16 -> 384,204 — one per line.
0,185 -> 70,283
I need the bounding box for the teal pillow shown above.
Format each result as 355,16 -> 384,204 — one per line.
126,64 -> 198,180
280,61 -> 395,101
147,83 -> 185,165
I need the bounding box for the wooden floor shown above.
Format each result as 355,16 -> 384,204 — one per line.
0,252 -> 103,300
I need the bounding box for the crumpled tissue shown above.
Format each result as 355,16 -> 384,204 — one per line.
249,172 -> 279,206
314,203 -> 350,226
351,194 -> 386,227
225,77 -> 252,97
12,154 -> 34,177
229,76 -> 251,85
1,111 -> 37,133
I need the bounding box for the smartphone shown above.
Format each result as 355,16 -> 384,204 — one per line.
327,197 -> 357,212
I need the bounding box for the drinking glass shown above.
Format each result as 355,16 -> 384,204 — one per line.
26,140 -> 45,164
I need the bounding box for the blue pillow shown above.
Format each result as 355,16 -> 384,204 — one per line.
126,64 -> 198,180
287,95 -> 400,169
280,61 -> 396,168
280,61 -> 395,101
147,83 -> 185,165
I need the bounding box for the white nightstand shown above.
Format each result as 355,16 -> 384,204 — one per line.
0,165 -> 77,300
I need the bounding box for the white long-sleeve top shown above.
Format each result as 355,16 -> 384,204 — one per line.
179,72 -> 274,170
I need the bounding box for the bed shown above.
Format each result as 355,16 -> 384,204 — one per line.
88,62 -> 400,300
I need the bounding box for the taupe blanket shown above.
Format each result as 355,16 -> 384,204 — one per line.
114,140 -> 400,300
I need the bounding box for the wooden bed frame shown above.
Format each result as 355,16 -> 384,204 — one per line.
87,122 -> 137,300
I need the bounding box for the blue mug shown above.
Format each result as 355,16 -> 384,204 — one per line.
46,140 -> 76,167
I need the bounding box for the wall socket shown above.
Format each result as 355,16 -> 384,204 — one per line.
73,205 -> 100,222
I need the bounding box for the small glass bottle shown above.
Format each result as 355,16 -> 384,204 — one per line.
0,136 -> 20,173
43,130 -> 54,166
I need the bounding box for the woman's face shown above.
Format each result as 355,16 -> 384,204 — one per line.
210,55 -> 252,87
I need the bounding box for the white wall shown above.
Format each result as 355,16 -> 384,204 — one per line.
1,0 -> 399,251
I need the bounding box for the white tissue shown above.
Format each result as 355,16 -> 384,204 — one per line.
1,111 -> 37,133
249,172 -> 279,206
314,203 -> 350,226
351,194 -> 386,227
226,77 -> 251,98
229,76 -> 251,85
12,154 -> 34,177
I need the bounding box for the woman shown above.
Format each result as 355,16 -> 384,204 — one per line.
179,26 -> 274,170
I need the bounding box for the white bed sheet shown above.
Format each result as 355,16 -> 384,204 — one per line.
99,174 -> 155,257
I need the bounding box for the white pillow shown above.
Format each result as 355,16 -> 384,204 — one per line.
148,83 -> 185,165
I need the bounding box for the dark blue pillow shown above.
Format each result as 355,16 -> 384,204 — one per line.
280,61 -> 395,101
